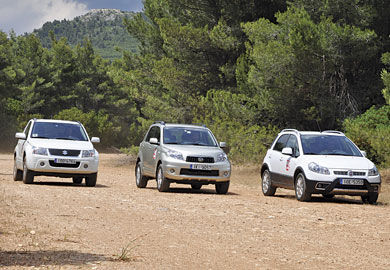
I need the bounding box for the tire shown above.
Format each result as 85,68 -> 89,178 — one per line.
85,173 -> 97,187
215,181 -> 229,194
262,169 -> 276,196
367,193 -> 378,204
322,194 -> 334,199
191,183 -> 202,190
73,177 -> 83,184
22,157 -> 34,184
156,165 -> 170,192
295,173 -> 311,202
361,195 -> 368,203
135,162 -> 148,188
13,158 -> 23,181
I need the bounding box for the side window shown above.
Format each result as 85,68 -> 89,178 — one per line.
286,135 -> 300,157
273,134 -> 290,152
145,127 -> 154,142
145,126 -> 161,143
24,121 -> 32,138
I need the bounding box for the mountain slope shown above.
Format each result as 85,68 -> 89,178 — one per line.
33,9 -> 139,60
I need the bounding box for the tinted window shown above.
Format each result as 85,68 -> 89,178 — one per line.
301,135 -> 362,156
286,135 -> 300,157
31,122 -> 88,141
146,126 -> 161,143
273,134 -> 290,152
24,121 -> 32,138
163,127 -> 217,146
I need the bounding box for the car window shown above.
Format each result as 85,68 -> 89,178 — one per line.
273,134 -> 290,152
163,127 -> 217,146
286,135 -> 300,157
146,126 -> 160,143
30,122 -> 88,141
301,135 -> 362,156
24,121 -> 32,138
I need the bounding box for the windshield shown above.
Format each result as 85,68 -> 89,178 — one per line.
31,122 -> 88,141
163,127 -> 217,146
301,135 -> 362,156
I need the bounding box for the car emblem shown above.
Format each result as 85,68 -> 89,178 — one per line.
348,170 -> 353,177
62,150 -> 68,156
198,157 -> 204,162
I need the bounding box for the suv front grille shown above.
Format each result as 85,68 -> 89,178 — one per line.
49,149 -> 80,157
334,171 -> 366,176
186,156 -> 214,163
180,169 -> 219,176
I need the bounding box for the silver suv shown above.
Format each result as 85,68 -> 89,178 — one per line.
135,122 -> 231,194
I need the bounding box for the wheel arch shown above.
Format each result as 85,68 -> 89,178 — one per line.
261,163 -> 269,178
293,166 -> 305,186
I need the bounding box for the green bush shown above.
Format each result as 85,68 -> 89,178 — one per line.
344,105 -> 390,167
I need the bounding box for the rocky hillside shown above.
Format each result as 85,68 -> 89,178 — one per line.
33,9 -> 139,60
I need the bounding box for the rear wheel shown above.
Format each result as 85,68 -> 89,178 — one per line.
215,181 -> 229,194
191,183 -> 202,190
22,157 -> 34,184
13,158 -> 23,181
73,177 -> 83,184
262,169 -> 276,196
135,162 -> 148,188
156,165 -> 170,192
85,173 -> 97,187
295,173 -> 311,202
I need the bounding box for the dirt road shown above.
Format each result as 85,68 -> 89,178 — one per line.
1,153 -> 389,269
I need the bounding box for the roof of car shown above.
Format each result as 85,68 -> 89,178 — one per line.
155,123 -> 209,129
34,119 -> 80,125
280,129 -> 345,136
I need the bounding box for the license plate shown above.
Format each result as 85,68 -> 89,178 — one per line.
340,179 -> 364,185
54,158 -> 77,164
190,164 -> 211,170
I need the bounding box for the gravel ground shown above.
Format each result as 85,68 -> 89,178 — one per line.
1,153 -> 389,269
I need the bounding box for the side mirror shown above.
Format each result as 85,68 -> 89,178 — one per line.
15,132 -> 26,140
282,147 -> 293,156
219,142 -> 227,148
149,138 -> 159,145
91,137 -> 100,143
361,150 -> 367,157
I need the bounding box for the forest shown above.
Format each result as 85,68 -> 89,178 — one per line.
0,0 -> 389,166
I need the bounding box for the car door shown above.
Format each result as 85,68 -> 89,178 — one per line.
268,134 -> 290,186
142,126 -> 160,176
16,120 -> 33,167
279,135 -> 300,188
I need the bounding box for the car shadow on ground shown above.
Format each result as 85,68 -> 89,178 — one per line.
0,250 -> 111,267
274,194 -> 366,205
144,186 -> 239,196
31,181 -> 109,188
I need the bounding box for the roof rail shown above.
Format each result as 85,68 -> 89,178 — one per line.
322,130 -> 344,135
192,123 -> 207,128
281,129 -> 299,134
154,121 -> 166,125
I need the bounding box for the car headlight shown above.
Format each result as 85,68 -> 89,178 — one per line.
217,152 -> 228,162
368,166 -> 379,176
32,147 -> 48,156
167,149 -> 184,160
82,150 -> 95,158
308,162 -> 330,175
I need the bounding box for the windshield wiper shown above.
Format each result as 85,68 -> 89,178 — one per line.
55,137 -> 77,140
33,136 -> 50,139
304,152 -> 319,155
325,153 -> 353,156
165,142 -> 179,144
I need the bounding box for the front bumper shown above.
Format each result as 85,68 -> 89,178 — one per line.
161,159 -> 231,184
26,155 -> 99,176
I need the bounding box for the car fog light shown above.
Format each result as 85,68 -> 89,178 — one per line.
223,171 -> 229,177
84,164 -> 88,169
40,162 -> 45,167
170,169 -> 175,174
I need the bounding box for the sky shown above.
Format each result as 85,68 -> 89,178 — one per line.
0,0 -> 144,35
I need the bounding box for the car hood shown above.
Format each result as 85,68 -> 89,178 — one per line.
302,155 -> 374,170
28,138 -> 94,150
164,145 -> 224,158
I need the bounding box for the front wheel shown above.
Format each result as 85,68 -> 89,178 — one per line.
295,173 -> 311,202
215,181 -> 229,194
13,158 -> 23,181
22,157 -> 34,184
156,165 -> 170,192
135,163 -> 148,188
191,183 -> 202,190
367,193 -> 378,204
73,177 -> 83,184
85,173 -> 97,187
262,169 -> 276,196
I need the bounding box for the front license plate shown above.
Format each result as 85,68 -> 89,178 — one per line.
54,158 -> 77,164
340,179 -> 364,185
190,164 -> 211,170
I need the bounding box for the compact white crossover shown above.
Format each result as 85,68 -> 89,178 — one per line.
13,119 -> 100,186
261,129 -> 381,203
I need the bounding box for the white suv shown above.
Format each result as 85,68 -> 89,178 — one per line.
135,122 -> 231,194
13,119 -> 100,186
261,129 -> 381,203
